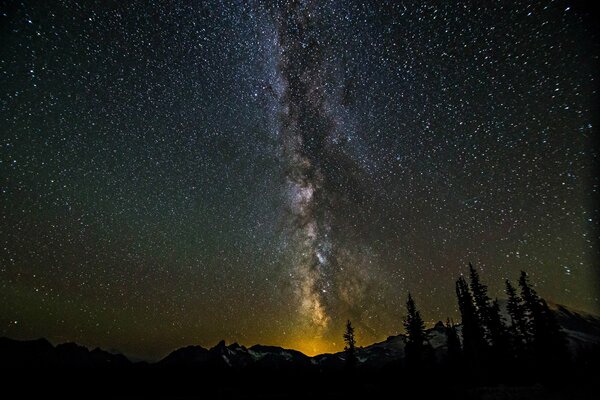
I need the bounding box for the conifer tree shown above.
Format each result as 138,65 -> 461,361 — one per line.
487,298 -> 511,370
518,271 -> 568,371
468,264 -> 510,357
518,271 -> 542,342
404,293 -> 427,369
505,279 -> 528,346
488,299 -> 506,337
455,276 -> 487,366
469,263 -> 492,319
343,319 -> 357,368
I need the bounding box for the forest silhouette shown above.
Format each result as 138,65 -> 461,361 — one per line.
1,264 -> 598,399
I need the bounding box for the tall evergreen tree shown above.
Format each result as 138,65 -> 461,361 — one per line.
505,279 -> 528,346
518,271 -> 568,372
518,271 -> 542,343
469,263 -> 492,318
468,264 -> 495,341
404,293 -> 427,369
487,298 -> 511,370
343,319 -> 357,368
468,263 -> 510,361
455,276 -> 487,367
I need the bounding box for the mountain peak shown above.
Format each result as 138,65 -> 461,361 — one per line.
433,321 -> 445,330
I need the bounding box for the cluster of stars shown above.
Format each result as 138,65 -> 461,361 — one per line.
0,0 -> 597,359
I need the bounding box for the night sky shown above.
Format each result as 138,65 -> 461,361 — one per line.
1,0 -> 598,360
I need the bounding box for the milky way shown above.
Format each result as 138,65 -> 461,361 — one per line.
268,1 -> 389,335
0,0 -> 598,359
276,2 -> 348,332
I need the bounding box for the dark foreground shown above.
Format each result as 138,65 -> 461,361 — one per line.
3,365 -> 599,399
2,330 -> 599,399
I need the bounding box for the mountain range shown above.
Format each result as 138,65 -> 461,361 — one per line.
2,303 -> 599,370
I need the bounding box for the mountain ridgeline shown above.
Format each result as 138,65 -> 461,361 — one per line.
1,266 -> 599,398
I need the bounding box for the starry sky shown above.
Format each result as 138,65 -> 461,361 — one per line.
1,0 -> 598,360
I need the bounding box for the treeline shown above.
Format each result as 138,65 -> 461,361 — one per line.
344,263 -> 571,385
451,264 -> 567,383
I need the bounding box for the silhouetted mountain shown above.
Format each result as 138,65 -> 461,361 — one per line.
551,303 -> 600,352
0,337 -> 132,368
247,344 -> 311,369
0,337 -> 54,367
156,345 -> 209,367
156,341 -> 312,371
1,303 -> 598,371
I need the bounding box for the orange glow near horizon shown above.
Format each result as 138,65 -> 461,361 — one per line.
284,337 -> 339,357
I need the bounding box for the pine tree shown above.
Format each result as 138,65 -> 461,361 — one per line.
518,271 -> 542,343
468,263 -> 497,343
343,319 -> 357,368
518,271 -> 568,374
456,276 -> 487,368
490,299 -> 508,340
505,279 -> 528,346
469,263 -> 492,318
404,293 -> 427,369
487,298 -> 511,374
468,263 -> 511,368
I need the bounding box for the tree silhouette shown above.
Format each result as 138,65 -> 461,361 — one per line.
343,319 -> 357,369
469,263 -> 493,325
404,293 -> 427,369
467,263 -> 511,377
487,298 -> 511,378
505,279 -> 528,344
518,270 -> 539,337
505,278 -> 529,365
456,276 -> 487,370
518,271 -> 568,376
